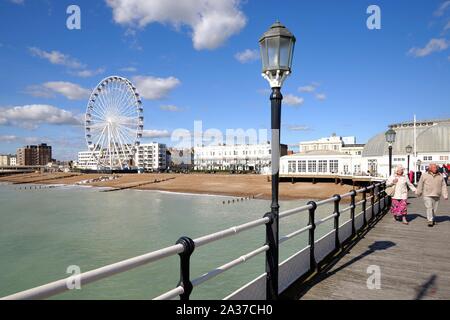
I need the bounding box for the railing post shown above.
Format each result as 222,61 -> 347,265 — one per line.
362,187 -> 368,229
176,236 -> 195,300
307,201 -> 317,273
333,195 -> 341,251
350,190 -> 357,237
371,183 -> 376,221
264,212 -> 278,300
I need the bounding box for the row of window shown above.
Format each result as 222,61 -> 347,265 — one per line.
287,160 -> 339,173
197,150 -> 271,156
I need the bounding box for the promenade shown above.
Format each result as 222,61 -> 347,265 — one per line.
293,188 -> 450,300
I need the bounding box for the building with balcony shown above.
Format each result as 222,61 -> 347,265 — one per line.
16,144 -> 52,166
194,142 -> 288,173
135,143 -> 167,171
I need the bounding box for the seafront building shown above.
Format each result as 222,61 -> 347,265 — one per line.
281,118 -> 450,178
16,144 -> 52,166
75,150 -> 101,170
135,143 -> 167,172
193,142 -> 288,172
0,154 -> 17,166
75,142 -> 168,171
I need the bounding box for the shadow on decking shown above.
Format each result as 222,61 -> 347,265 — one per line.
292,240 -> 396,299
407,214 -> 450,223
415,275 -> 438,300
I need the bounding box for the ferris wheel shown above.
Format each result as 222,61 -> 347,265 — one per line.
85,76 -> 143,170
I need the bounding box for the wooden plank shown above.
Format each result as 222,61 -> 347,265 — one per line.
298,188 -> 450,300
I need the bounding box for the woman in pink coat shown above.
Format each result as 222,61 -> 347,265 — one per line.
386,165 -> 417,225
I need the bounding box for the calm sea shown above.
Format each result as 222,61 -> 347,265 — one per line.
0,182 -> 336,299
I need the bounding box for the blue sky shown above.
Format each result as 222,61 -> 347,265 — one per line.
1,0 -> 450,160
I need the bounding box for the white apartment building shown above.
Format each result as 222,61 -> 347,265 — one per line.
76,151 -> 101,170
0,154 -> 17,166
135,143 -> 167,171
194,142 -> 288,172
75,143 -> 167,171
299,134 -> 364,155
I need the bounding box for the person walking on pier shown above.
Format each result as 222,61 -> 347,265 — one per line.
386,165 -> 416,225
416,163 -> 449,227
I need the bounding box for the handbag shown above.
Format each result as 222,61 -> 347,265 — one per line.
385,184 -> 395,197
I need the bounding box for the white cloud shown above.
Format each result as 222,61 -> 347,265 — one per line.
287,125 -> 311,132
0,104 -> 81,129
29,47 -> 85,69
9,0 -> 24,4
408,38 -> 449,57
235,49 -> 259,63
105,0 -> 247,50
132,75 -> 180,100
120,67 -> 137,72
142,129 -> 171,138
283,94 -> 304,106
29,47 -> 102,77
315,93 -> 327,101
44,82 -> 91,100
298,84 -> 317,93
0,135 -> 18,142
434,1 -> 450,16
26,82 -> 91,100
71,68 -> 105,78
160,105 -> 183,112
445,21 -> 450,31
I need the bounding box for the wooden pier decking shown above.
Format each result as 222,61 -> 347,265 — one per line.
295,188 -> 450,300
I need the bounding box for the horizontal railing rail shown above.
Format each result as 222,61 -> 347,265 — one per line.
1,182 -> 388,301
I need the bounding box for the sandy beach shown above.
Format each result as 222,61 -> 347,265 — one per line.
0,172 -> 359,200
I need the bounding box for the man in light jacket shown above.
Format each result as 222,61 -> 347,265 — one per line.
416,163 -> 449,227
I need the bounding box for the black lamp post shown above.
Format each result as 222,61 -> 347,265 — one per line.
385,128 -> 396,176
259,21 -> 296,300
405,145 -> 413,177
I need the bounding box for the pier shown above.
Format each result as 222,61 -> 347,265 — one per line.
287,188 -> 450,300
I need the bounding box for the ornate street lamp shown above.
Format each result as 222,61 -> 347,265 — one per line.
405,145 -> 412,177
259,21 -> 296,300
416,159 -> 422,183
385,128 -> 396,176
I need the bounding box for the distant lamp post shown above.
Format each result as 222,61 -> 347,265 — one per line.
385,128 -> 396,176
417,159 -> 422,172
405,145 -> 413,176
259,21 -> 296,300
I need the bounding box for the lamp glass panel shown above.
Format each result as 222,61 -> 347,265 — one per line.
260,40 -> 268,71
279,37 -> 291,68
267,37 -> 280,69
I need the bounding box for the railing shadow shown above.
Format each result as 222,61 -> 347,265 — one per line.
415,275 -> 437,300
406,213 -> 427,222
290,239 -> 396,299
407,214 -> 450,223
435,216 -> 450,223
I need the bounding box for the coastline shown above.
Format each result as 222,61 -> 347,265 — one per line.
0,172 -> 357,201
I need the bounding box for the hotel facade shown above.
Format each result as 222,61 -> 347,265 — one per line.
193,142 -> 288,172
76,142 -> 167,171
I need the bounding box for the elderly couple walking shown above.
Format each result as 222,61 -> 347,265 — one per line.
386,163 -> 448,227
